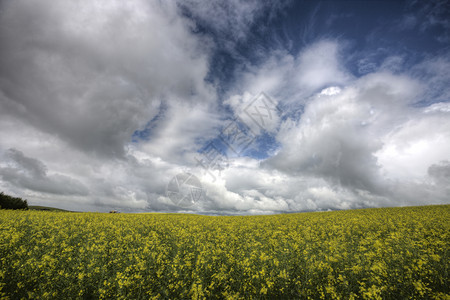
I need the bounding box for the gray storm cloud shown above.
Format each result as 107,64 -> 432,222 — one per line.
0,0 -> 214,157
0,149 -> 89,196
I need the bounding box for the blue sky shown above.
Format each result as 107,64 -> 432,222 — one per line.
0,0 -> 449,213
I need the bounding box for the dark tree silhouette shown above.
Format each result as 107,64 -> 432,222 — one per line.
0,192 -> 28,210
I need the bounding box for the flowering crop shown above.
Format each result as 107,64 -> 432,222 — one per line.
0,205 -> 448,299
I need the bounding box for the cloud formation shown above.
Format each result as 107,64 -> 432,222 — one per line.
0,149 -> 88,196
0,0 -> 449,213
0,0 -> 214,158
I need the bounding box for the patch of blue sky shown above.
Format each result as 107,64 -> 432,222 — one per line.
131,101 -> 168,143
195,115 -> 281,161
243,132 -> 281,160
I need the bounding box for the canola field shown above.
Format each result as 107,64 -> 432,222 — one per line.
0,205 -> 448,299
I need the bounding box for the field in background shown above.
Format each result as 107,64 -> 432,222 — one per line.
28,206 -> 72,212
0,205 -> 448,299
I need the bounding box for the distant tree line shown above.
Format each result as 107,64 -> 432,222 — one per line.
0,192 -> 28,210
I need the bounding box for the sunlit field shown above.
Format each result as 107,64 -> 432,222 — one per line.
1,205 -> 448,299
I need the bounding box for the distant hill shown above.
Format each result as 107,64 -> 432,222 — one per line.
28,205 -> 73,212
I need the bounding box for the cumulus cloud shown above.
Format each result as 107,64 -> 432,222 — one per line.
0,0 -> 214,158
0,1 -> 448,213
0,149 -> 88,196
265,88 -> 383,193
0,0 -> 221,210
215,40 -> 449,213
261,72 -> 448,208
428,161 -> 450,182
138,100 -> 223,164
229,40 -> 352,104
178,38 -> 442,214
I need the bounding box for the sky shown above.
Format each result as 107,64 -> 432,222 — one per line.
0,0 -> 449,214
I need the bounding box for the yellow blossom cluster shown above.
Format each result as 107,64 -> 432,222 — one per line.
0,205 -> 448,299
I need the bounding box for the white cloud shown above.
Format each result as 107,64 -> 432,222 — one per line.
0,0 -> 220,211
0,0 -> 215,157
265,83 -> 383,192
178,0 -> 290,49
295,40 -> 352,92
0,2 -> 449,213
260,65 -> 449,208
229,40 -> 353,106
0,149 -> 89,196
376,111 -> 450,181
138,100 -> 223,164
320,86 -> 342,96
